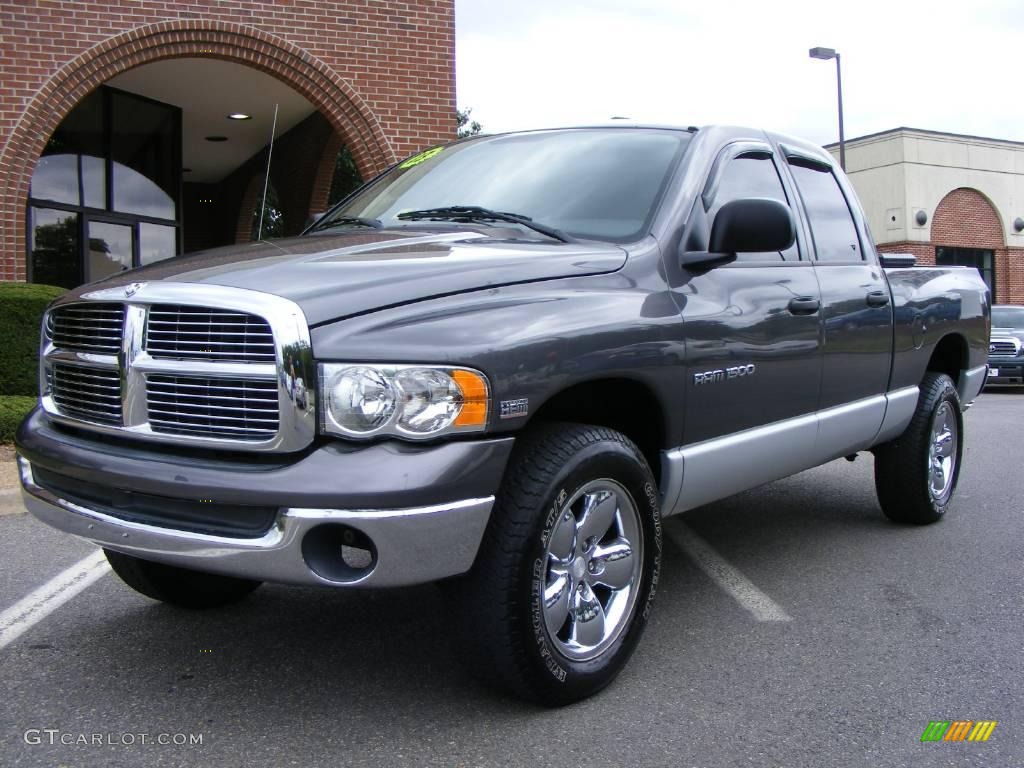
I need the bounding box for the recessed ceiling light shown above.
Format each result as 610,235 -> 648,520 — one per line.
227,113 -> 252,120
205,136 -> 228,142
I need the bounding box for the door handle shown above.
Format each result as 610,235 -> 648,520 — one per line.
866,290 -> 891,307
787,297 -> 820,315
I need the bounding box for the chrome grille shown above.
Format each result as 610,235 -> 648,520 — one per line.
989,338 -> 1019,356
49,363 -> 123,426
48,303 -> 125,354
146,375 -> 279,440
146,305 -> 276,363
40,284 -> 314,452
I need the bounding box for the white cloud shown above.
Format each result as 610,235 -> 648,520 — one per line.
456,0 -> 1024,145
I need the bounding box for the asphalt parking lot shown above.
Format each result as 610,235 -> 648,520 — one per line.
1,391 -> 1021,768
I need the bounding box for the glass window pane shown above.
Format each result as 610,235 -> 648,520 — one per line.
789,163 -> 863,261
87,221 -> 133,282
113,161 -> 175,219
44,89 -> 104,158
139,222 -> 178,265
936,247 -> 995,296
82,155 -> 106,209
710,156 -> 798,262
30,154 -> 80,205
30,207 -> 80,288
111,90 -> 178,219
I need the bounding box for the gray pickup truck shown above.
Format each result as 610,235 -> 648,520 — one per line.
17,125 -> 989,705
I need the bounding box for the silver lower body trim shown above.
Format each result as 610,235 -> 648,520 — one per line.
18,457 -> 492,588
958,364 -> 988,404
659,387 -> 918,517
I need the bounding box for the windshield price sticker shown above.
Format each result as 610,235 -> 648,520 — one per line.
399,146 -> 444,169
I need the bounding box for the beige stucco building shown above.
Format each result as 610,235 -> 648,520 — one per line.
828,127 -> 1024,304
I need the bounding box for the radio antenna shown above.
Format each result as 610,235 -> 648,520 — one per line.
257,103 -> 280,241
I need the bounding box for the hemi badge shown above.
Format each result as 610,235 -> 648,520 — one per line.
500,398 -> 529,419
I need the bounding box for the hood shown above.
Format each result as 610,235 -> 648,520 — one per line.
71,229 -> 628,326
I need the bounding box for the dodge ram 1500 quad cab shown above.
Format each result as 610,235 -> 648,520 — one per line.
17,125 -> 990,705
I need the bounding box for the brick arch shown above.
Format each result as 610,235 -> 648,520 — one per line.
931,187 -> 1005,249
310,131 -> 349,218
235,173 -> 265,245
0,19 -> 397,279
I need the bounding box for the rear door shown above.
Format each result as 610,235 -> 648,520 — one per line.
677,141 -> 824,444
781,149 -> 893,409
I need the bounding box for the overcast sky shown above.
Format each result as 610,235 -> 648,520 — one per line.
455,0 -> 1024,146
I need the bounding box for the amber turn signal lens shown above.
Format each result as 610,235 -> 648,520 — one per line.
452,369 -> 489,427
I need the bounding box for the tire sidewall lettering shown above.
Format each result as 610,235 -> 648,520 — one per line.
529,455 -> 660,686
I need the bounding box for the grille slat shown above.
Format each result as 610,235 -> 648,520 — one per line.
46,300 -> 285,445
990,339 -> 1019,356
49,303 -> 125,354
145,305 -> 276,363
50,363 -> 123,426
146,374 -> 279,441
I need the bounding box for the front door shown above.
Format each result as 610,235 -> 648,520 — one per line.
678,144 -> 824,445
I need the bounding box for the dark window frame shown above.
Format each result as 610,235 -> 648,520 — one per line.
26,84 -> 182,286
935,246 -> 996,298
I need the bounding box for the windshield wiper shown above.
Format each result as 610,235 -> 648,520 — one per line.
315,215 -> 383,231
396,206 -> 576,243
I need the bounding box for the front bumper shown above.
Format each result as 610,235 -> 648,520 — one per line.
16,409 -> 513,587
986,359 -> 1024,384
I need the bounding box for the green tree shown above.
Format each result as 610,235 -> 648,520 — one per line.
457,108 -> 482,138
328,146 -> 363,206
252,180 -> 284,240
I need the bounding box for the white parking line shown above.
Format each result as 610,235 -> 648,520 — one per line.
0,549 -> 110,650
665,520 -> 792,622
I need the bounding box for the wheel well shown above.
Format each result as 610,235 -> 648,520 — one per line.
926,334 -> 968,382
528,379 -> 666,484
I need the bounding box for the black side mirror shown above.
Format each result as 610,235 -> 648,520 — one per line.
682,197 -> 796,269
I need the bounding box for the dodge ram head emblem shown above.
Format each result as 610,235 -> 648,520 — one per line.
124,282 -> 145,298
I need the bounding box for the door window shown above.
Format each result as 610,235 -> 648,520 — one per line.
788,161 -> 862,262
706,154 -> 799,262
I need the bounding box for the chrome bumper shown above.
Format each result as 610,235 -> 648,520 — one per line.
18,457 -> 493,588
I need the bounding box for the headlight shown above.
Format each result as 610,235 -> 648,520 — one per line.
320,363 -> 489,439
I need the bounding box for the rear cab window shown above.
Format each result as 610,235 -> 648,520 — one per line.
787,159 -> 863,263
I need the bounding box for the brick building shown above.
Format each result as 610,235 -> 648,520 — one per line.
828,127 -> 1024,305
0,0 -> 455,286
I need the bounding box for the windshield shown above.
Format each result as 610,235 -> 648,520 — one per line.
992,306 -> 1024,328
315,128 -> 690,242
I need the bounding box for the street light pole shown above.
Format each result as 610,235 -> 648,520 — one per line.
809,46 -> 846,171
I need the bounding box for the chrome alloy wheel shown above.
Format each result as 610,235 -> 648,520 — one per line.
541,479 -> 643,661
928,401 -> 958,501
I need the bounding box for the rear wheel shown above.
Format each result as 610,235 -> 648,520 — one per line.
104,550 -> 262,609
450,423 -> 662,706
873,373 -> 963,524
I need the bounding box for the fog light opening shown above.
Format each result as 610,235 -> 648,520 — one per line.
302,524 -> 377,583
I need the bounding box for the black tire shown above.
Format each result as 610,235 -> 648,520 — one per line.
450,423 -> 662,706
104,549 -> 262,609
873,373 -> 963,524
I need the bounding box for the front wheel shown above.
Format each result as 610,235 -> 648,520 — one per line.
450,423 -> 662,706
873,373 -> 963,524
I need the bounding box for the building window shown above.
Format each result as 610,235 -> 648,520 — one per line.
935,247 -> 995,297
27,85 -> 181,288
